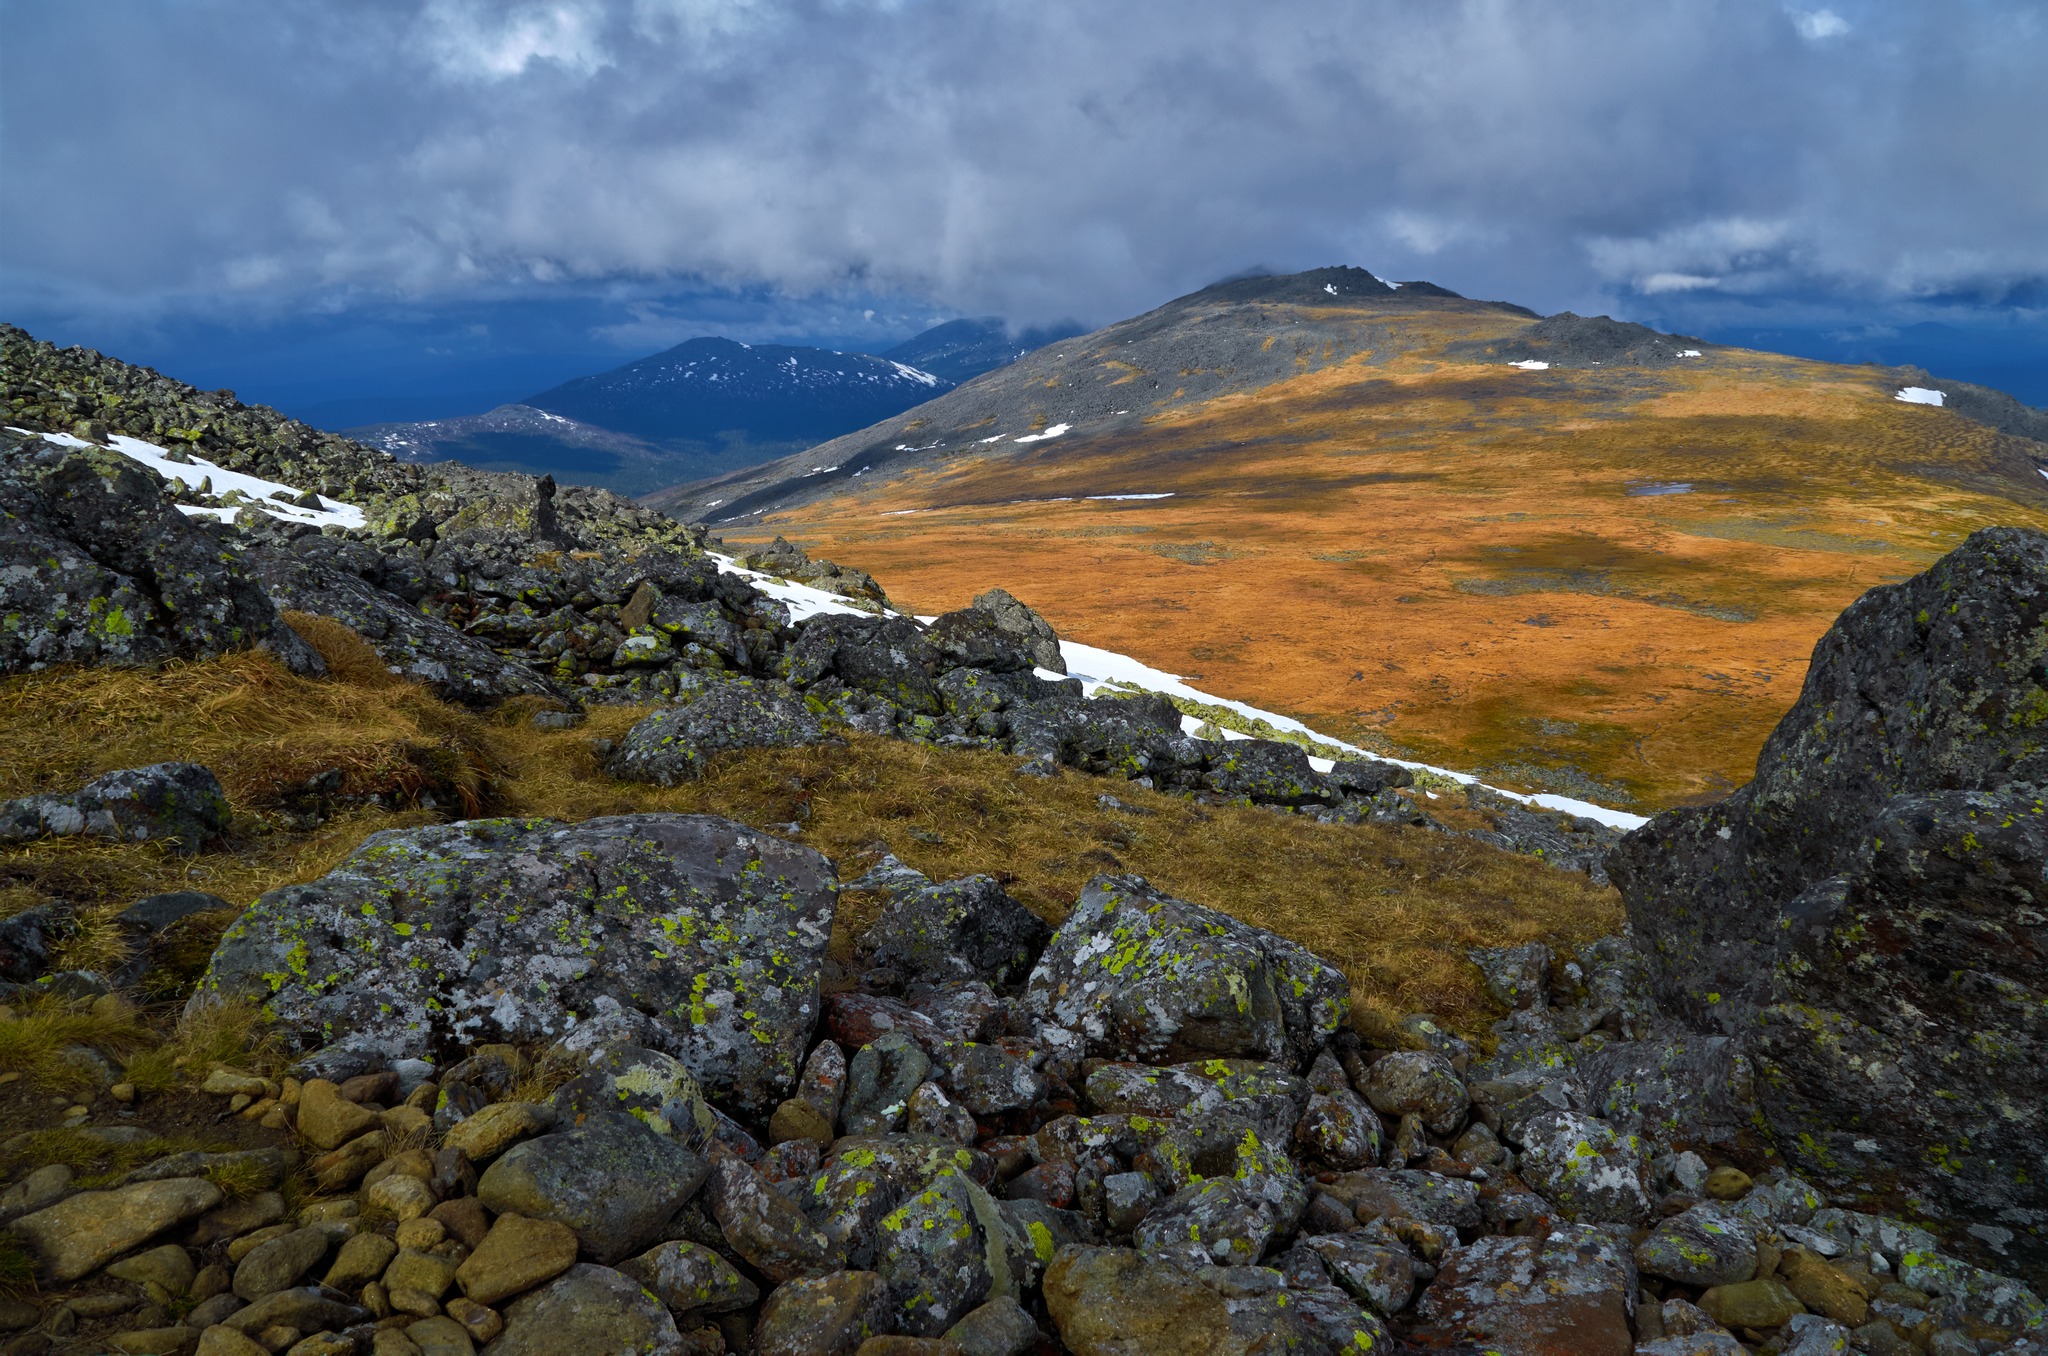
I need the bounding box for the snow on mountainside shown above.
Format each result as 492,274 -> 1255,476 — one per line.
10,427 -> 365,529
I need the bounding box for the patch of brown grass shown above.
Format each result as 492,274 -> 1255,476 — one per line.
0,994 -> 152,1094
1,639 -> 1623,1036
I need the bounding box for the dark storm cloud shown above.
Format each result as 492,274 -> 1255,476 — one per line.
3,0 -> 2044,331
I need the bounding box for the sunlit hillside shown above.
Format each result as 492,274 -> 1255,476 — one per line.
672,279 -> 2048,808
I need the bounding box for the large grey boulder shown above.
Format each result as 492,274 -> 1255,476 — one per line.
0,435 -> 323,676
0,762 -> 231,854
191,814 -> 836,1115
1608,528 -> 2048,1278
1024,875 -> 1349,1067
606,678 -> 828,786
487,1263 -> 684,1355
971,587 -> 1066,673
476,1112 -> 707,1264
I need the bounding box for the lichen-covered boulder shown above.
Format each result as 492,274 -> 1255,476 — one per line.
606,678 -> 828,785
799,1135 -> 996,1270
970,588 -> 1066,674
1201,739 -> 1338,807
781,613 -> 943,713
1610,527 -> 2048,1033
0,762 -> 230,854
858,874 -> 1052,990
190,814 -> 835,1115
752,1270 -> 893,1356
1409,1223 -> 1638,1356
1575,1032 -> 1760,1156
1360,1050 -> 1468,1136
1515,1109 -> 1654,1225
703,1150 -> 840,1281
1042,1245 -> 1243,1354
925,606 -> 1040,675
1131,1172 -> 1308,1268
1636,1204 -> 1763,1288
548,1044 -> 717,1147
1023,875 -> 1348,1067
0,435 -> 322,676
875,1168 -> 1032,1336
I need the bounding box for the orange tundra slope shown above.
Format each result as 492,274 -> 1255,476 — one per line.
660,272 -> 2048,810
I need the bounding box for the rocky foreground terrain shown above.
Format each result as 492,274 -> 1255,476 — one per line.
0,328 -> 2044,1354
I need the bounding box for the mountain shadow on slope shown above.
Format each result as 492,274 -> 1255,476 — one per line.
1447,312 -> 1713,368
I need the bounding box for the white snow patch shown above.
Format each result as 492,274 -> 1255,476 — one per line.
1677,349 -> 1702,358
890,361 -> 943,387
709,553 -> 879,623
977,435 -> 1007,444
1509,360 -> 1551,371
1086,493 -> 1173,501
1013,423 -> 1071,444
802,465 -> 841,477
1896,386 -> 1946,407
1324,283 -> 1338,295
11,428 -> 366,529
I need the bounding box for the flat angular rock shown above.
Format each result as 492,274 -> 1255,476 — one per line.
488,1263 -> 683,1356
1023,874 -> 1347,1066
454,1212 -> 578,1306
192,814 -> 835,1115
1294,1233 -> 1417,1316
233,1225 -> 330,1300
10,1176 -> 222,1283
618,1240 -> 757,1317
705,1151 -> 839,1281
1201,739 -> 1338,807
1409,1223 -> 1638,1356
1320,1168 -> 1481,1231
475,1112 -> 706,1265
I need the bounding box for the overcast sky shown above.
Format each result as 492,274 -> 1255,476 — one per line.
3,0 -> 2044,413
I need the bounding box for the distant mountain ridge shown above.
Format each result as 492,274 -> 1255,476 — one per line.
523,336 -> 948,444
349,323 -> 1068,494
880,317 -> 1085,384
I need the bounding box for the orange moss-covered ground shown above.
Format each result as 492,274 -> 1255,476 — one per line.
728,342 -> 2048,809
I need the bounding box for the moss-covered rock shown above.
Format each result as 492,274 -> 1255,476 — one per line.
190,813 -> 836,1116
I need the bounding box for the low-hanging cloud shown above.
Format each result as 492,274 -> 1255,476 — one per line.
3,0 -> 2043,333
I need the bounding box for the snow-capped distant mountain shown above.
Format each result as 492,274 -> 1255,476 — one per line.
524,337 -> 951,444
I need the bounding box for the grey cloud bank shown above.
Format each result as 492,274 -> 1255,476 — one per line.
2,0 -> 2044,382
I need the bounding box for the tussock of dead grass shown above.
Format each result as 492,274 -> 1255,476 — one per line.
0,994 -> 152,1093
1,638 -> 1623,1035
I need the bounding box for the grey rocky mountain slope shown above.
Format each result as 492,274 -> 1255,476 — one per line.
647,266 -> 1535,525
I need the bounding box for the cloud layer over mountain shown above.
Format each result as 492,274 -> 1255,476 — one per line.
4,0 -> 2044,332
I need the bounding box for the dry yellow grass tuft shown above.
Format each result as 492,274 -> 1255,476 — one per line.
0,642 -> 1623,1035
